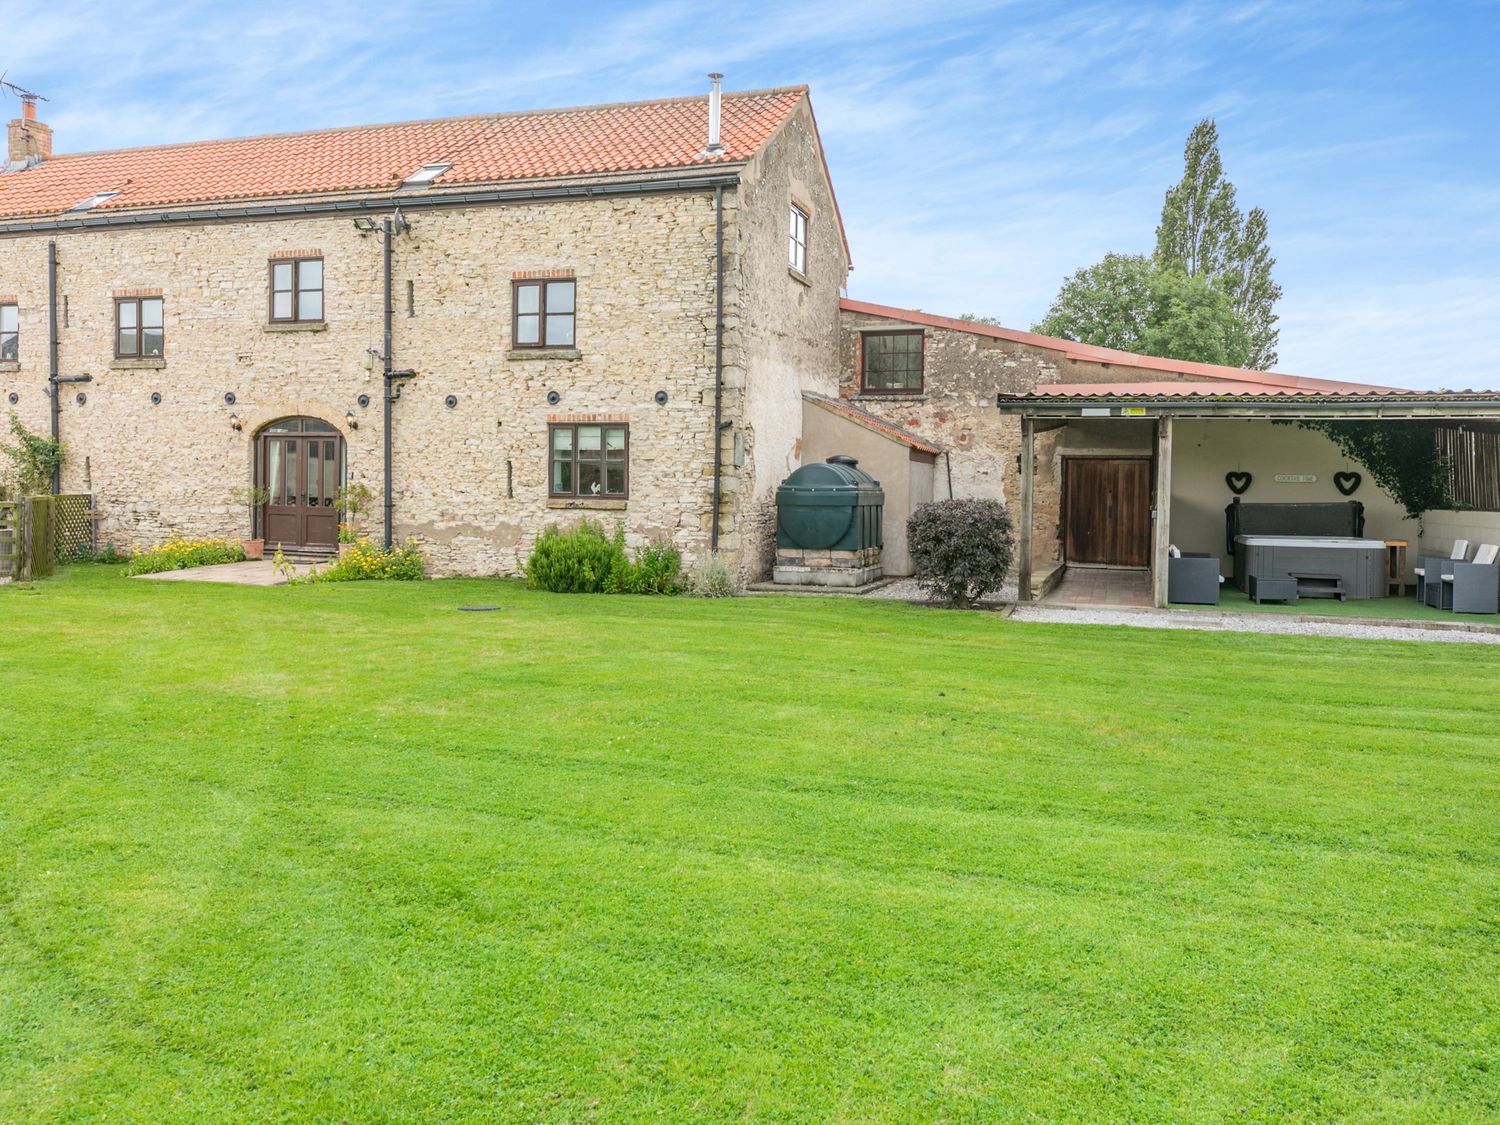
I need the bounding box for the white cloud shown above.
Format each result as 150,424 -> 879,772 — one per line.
7,0 -> 1496,389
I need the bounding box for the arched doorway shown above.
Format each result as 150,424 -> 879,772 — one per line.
256,417 -> 345,555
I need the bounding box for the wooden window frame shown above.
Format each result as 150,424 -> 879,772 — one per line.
269,256 -> 324,323
859,329 -> 924,394
548,421 -> 630,499
0,303 -> 17,362
789,203 -> 809,274
512,278 -> 577,350
114,296 -> 165,359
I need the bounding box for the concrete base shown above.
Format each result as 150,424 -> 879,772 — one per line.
773,564 -> 883,587
132,560 -> 313,586
745,577 -> 895,596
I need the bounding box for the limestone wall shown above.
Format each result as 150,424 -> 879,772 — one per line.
0,191 -> 738,576
836,311 -> 1072,563
733,99 -> 849,581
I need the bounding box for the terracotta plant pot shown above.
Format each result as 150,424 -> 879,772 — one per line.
243,538 -> 265,560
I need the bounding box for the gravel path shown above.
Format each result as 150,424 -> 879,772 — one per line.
1013,604 -> 1500,644
865,577 -> 1500,645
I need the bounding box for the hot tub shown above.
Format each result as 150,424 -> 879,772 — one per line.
1233,536 -> 1387,600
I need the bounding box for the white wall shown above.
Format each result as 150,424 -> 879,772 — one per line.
1418,510 -> 1500,564
1171,420 -> 1421,579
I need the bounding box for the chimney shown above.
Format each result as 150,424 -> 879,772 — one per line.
704,73 -> 725,157
8,99 -> 53,166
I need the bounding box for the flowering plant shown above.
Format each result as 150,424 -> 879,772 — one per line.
123,534 -> 246,576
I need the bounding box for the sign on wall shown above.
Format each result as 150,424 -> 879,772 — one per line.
1274,474 -> 1318,483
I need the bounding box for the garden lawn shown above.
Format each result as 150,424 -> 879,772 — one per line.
2,566 -> 1498,1123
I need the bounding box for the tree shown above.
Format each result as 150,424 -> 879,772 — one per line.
1154,118 -> 1239,279
1219,206 -> 1282,370
1155,118 -> 1282,369
1140,267 -> 1250,367
1033,253 -> 1154,352
959,313 -> 1004,327
1033,254 -> 1248,366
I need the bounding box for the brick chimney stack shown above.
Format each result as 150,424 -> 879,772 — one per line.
8,99 -> 53,166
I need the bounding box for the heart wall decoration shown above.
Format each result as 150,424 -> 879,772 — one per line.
1225,471 -> 1253,495
1333,471 -> 1362,496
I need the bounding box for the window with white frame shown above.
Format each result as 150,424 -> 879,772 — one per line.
0,304 -> 17,361
788,204 -> 808,274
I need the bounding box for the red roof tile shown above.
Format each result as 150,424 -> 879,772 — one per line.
1033,380 -> 1378,398
839,299 -> 1412,395
0,88 -> 807,220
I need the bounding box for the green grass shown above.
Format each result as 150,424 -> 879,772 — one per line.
3,566 -> 1498,1123
1175,584 -> 1500,624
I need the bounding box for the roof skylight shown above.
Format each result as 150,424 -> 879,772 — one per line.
401,162 -> 452,188
68,190 -> 122,212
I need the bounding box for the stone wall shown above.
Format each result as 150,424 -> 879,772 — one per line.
836,310 -> 1071,562
733,99 -> 850,581
0,190 -> 743,576
835,309 -> 1239,567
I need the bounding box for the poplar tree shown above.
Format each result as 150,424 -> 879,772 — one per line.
1155,118 -> 1282,369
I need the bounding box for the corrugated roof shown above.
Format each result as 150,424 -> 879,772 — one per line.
0,88 -> 808,220
803,392 -> 942,454
1003,383 -> 1500,404
839,299 -> 1411,395
1032,380 -> 1422,399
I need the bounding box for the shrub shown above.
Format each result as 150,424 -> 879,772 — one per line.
605,539 -> 684,595
525,521 -> 626,593
1,412 -> 64,494
61,541 -> 129,565
685,550 -> 736,598
907,498 -> 1015,608
312,538 -> 425,582
123,535 -> 246,576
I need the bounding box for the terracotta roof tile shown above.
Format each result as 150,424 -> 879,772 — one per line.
0,88 -> 807,220
1021,381 -> 1500,401
839,299 -> 1412,395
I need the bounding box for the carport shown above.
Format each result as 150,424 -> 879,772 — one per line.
996,385 -> 1500,608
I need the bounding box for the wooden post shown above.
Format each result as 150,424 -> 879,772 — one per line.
1018,416 -> 1035,603
1152,416 -> 1174,608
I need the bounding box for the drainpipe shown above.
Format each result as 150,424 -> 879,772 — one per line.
379,213 -> 416,549
47,240 -> 59,493
382,216 -> 394,548
709,184 -> 726,549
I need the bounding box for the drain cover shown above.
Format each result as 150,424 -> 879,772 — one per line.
457,606 -> 501,612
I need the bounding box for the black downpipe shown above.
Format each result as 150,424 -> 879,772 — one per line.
709,185 -> 725,550
382,217 -> 395,549
47,240 -> 59,494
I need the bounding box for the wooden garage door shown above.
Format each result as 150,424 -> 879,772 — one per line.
1064,458 -> 1151,568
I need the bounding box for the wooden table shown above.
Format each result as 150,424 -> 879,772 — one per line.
1385,539 -> 1409,597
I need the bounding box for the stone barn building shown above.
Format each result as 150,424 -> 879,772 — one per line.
4,82 -> 1497,598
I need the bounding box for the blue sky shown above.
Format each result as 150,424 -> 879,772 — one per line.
6,0 -> 1498,389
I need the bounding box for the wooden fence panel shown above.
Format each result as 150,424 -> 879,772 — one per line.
0,499 -> 16,581
27,496 -> 55,579
1438,427 -> 1500,512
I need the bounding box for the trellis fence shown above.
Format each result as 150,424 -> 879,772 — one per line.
0,493 -> 94,581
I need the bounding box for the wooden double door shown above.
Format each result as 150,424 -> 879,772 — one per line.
1063,457 -> 1151,568
259,419 -> 343,553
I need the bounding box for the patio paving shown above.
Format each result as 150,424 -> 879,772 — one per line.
1044,567 -> 1153,608
132,560 -> 312,586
